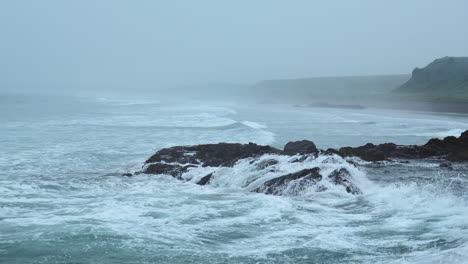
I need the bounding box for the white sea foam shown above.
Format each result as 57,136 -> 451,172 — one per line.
241,120 -> 268,129
410,128 -> 465,138
2,96 -> 468,263
176,153 -> 367,196
95,97 -> 161,106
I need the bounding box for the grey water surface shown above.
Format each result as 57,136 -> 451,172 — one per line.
1,95 -> 468,264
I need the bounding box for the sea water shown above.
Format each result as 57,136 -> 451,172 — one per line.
1,94 -> 468,264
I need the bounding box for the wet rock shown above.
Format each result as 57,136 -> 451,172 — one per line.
143,163 -> 194,178
196,173 -> 213,185
255,159 -> 279,170
339,143 -> 386,161
122,173 -> 133,177
252,167 -> 361,195
439,163 -> 453,169
328,168 -> 362,195
128,130 -> 468,198
447,151 -> 468,162
418,134 -> 468,161
284,140 -> 318,155
138,143 -> 363,196
460,130 -> 468,142
145,142 -> 282,167
331,130 -> 468,162
253,168 -> 322,195
291,154 -> 314,163
324,148 -> 342,156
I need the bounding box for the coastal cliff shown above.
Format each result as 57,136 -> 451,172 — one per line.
394,57 -> 468,100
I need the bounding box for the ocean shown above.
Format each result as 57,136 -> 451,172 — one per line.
1,94 -> 468,264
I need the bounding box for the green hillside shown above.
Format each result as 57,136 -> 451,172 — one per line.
393,57 -> 468,102
251,74 -> 410,102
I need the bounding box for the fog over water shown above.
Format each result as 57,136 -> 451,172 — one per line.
1,0 -> 468,96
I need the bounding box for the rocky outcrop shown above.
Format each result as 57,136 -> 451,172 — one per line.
143,163 -> 195,179
145,142 -> 282,167
328,168 -> 362,195
460,130 -> 468,142
196,173 -> 213,186
252,167 -> 362,195
283,140 -> 318,154
253,168 -> 322,195
330,130 -> 468,162
136,142 -> 361,196
127,130 -> 468,197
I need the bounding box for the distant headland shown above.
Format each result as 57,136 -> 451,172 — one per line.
246,56 -> 468,113
393,56 -> 468,101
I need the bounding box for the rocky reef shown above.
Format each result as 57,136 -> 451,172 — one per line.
132,140 -> 361,196
329,130 -> 468,162
127,130 -> 468,197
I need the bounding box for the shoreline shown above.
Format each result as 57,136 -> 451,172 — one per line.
299,99 -> 468,114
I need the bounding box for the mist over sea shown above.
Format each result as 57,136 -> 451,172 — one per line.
1,94 -> 468,263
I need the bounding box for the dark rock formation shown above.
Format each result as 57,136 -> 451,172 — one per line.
460,130 -> 468,142
145,142 -> 281,167
421,135 -> 468,161
252,167 -> 361,195
143,163 -> 195,179
328,168 -> 362,195
439,163 -> 453,169
255,159 -> 279,170
284,140 -> 318,155
196,173 -> 213,186
129,130 -> 468,197
331,130 -> 468,162
136,141 -> 362,196
253,168 -> 322,195
339,143 -> 388,161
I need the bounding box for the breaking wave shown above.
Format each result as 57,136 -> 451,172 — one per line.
410,128 -> 465,138
143,153 -> 368,196
2,96 -> 468,263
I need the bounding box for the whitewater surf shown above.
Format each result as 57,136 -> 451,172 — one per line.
1,95 -> 468,264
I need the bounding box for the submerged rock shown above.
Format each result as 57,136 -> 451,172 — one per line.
328,168 -> 362,195
143,163 -> 195,179
255,158 -> 279,170
253,168 -> 322,195
196,173 -> 213,185
439,163 -> 453,169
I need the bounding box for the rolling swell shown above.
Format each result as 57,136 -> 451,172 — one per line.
2,97 -> 468,264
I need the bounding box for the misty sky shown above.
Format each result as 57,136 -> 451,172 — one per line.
1,0 -> 467,94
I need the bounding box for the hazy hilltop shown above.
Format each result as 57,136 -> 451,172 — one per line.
247,56 -> 468,105
394,57 -> 468,101
250,74 -> 410,103
244,56 -> 468,112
